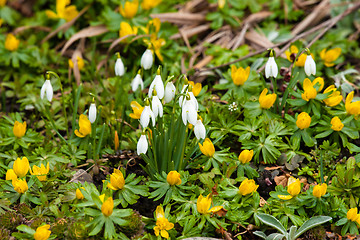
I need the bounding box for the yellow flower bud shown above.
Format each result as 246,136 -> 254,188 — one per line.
74,114 -> 91,138
330,117 -> 344,131
129,101 -> 144,119
30,163 -> 50,181
13,157 -> 29,178
285,45 -> 308,67
0,0 -> 7,7
119,0 -> 138,19
320,48 -> 341,67
189,81 -> 202,96
101,197 -> 114,217
287,177 -> 301,196
238,178 -> 259,196
5,169 -> 17,181
312,183 -> 327,198
119,21 -> 138,38
68,56 -> 84,71
238,150 -> 253,164
259,88 -> 277,109
323,85 -> 342,107
166,171 -> 181,185
13,121 -> 26,138
196,194 -> 222,215
231,66 -> 250,86
345,91 -> 360,117
12,178 -> 28,194
34,224 -> 51,240
198,138 -> 215,158
5,34 -> 20,51
107,169 -> 125,190
347,208 -> 359,222
141,0 -> 161,10
114,130 -> 119,151
296,112 -> 311,130
76,187 -> 85,200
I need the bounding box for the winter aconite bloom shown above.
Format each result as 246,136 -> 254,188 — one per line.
101,197 -> 114,217
312,183 -> 327,198
196,194 -> 223,215
347,208 -> 359,222
40,79 -> 53,102
119,21 -> 138,38
320,48 -> 341,67
6,169 -> 17,181
231,66 -> 250,86
0,0 -> 6,7
238,178 -> 259,196
285,45 -> 307,67
13,157 -> 29,178
129,101 -> 144,119
5,34 -> 20,51
304,54 -> 316,76
265,56 -> 278,78
34,224 -> 51,240
345,91 -> 360,117
76,188 -> 85,200
119,0 -> 138,19
189,81 -> 202,96
238,150 -> 253,164
107,169 -> 125,190
331,117 -> 344,131
30,163 -> 50,181
13,179 -> 28,194
167,171 -> 181,186
45,0 -> 78,22
323,85 -> 342,107
296,112 -> 311,130
137,134 -> 148,155
13,121 -> 26,138
287,177 -> 301,196
153,206 -> 174,239
141,49 -> 154,70
199,138 -> 215,158
75,114 -> 91,138
259,88 -> 277,109
301,78 -> 317,101
142,0 -> 162,10
68,56 -> 84,71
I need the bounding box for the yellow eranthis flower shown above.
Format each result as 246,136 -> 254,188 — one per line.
259,88 -> 277,109
119,21 -> 138,38
119,0 -> 138,19
296,112 -> 311,130
285,45 -> 308,67
153,206 -> 174,239
312,77 -> 324,92
5,169 -> 17,181
114,130 -> 119,151
75,114 -> 91,138
331,116 -> 344,131
101,197 -> 114,217
231,65 -> 250,86
5,34 -> 20,51
196,194 -> 223,215
129,101 -> 144,119
13,157 -> 30,178
238,178 -> 259,196
345,91 -> 360,118
166,171 -> 181,186
13,178 -> 28,194
218,0 -> 226,8
320,48 -> 341,67
287,177 -> 301,196
144,18 -> 161,34
0,0 -> 6,7
189,81 -> 202,96
301,78 -> 317,101
141,0 -> 162,10
45,0 -> 79,22
34,224 -> 51,240
68,56 -> 84,71
312,183 -> 327,198
323,85 -> 342,107
150,34 -> 166,62
238,149 -> 253,164
13,121 -> 26,138
107,169 -> 125,190
30,162 -> 50,181
198,138 -> 215,158
76,187 -> 85,200
347,208 -> 359,222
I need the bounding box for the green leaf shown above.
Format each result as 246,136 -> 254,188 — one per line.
257,213 -> 287,235
253,231 -> 267,239
16,225 -> 35,235
295,216 -> 332,239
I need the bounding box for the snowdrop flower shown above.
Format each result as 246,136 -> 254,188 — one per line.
137,134 -> 148,155
141,49 -> 153,70
179,84 -> 198,111
148,69 -> 164,99
152,94 -> 163,118
164,82 -> 176,103
182,96 -> 197,126
115,53 -> 125,76
194,119 -> 206,140
131,70 -> 143,91
88,102 -> 96,123
140,101 -> 155,128
40,79 -> 53,102
265,50 -> 278,78
304,50 -> 316,76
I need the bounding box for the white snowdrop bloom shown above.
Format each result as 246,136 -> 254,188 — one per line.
304,55 -> 316,76
194,120 -> 206,140
141,49 -> 153,70
115,57 -> 125,76
148,74 -> 164,99
152,95 -> 163,118
131,73 -> 143,92
140,105 -> 155,128
164,82 -> 176,103
265,56 -> 278,78
178,85 -> 188,107
40,80 -> 53,102
182,99 -> 197,126
88,103 -> 97,123
137,134 -> 148,155
188,92 -> 199,112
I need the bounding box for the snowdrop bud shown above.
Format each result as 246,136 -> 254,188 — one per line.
148,73 -> 164,99
115,53 -> 125,76
194,119 -> 206,140
131,71 -> 143,92
304,54 -> 316,76
137,134 -> 148,155
182,99 -> 197,126
141,49 -> 153,70
40,79 -> 53,102
265,56 -> 278,78
152,95 -> 163,118
88,103 -> 97,123
189,92 -> 199,112
164,82 -> 176,103
140,104 -> 155,128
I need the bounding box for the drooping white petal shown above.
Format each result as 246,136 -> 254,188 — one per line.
182,100 -> 197,126
164,82 -> 176,103
115,58 -> 125,76
88,103 -> 97,123
148,75 -> 164,99
131,74 -> 143,92
141,49 -> 153,70
140,105 -> 156,128
194,120 -> 206,140
178,85 -> 188,107
265,57 -> 278,78
137,134 -> 148,155
304,55 -> 316,76
189,92 -> 199,112
40,80 -> 53,102
152,96 -> 163,118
